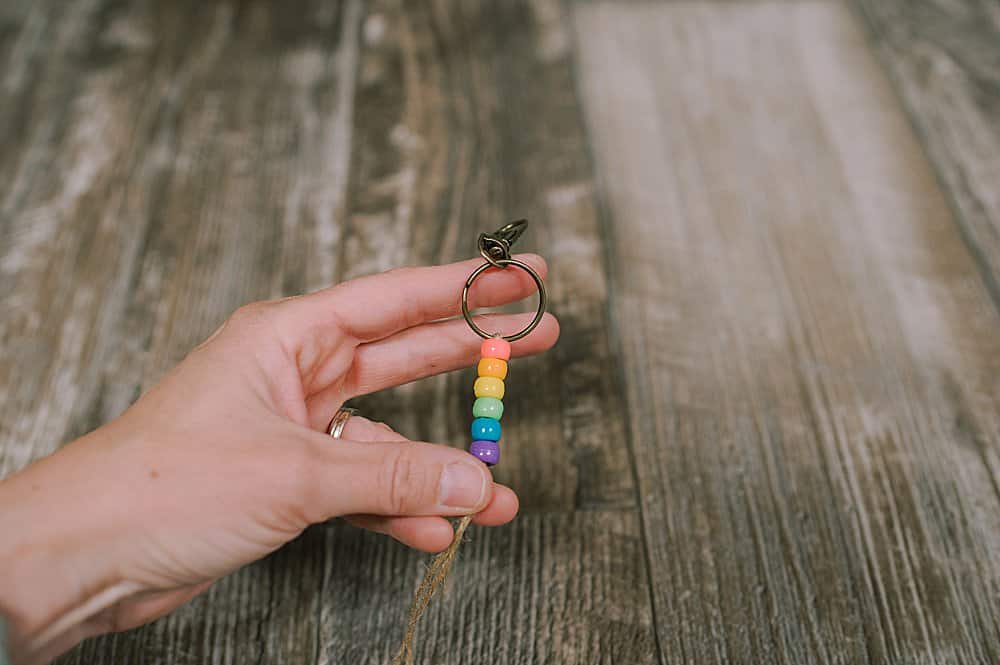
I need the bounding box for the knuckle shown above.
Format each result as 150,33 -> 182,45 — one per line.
228,301 -> 275,331
380,447 -> 430,515
384,266 -> 413,280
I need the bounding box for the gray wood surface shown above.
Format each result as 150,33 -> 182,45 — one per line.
854,0 -> 1000,308
573,1 -> 1000,662
62,514 -> 653,665
0,0 -> 998,663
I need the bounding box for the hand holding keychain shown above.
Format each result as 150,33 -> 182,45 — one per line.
391,220 -> 548,665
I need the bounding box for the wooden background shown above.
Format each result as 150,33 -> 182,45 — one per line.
1,0 -> 998,662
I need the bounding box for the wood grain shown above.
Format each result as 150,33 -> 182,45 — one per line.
58,513 -> 654,665
0,0 -> 365,474
572,1 -> 1000,662
853,0 -> 1000,310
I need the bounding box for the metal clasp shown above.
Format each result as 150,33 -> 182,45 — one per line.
478,219 -> 528,268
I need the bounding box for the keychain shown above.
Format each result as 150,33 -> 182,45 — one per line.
462,219 -> 547,466
391,220 -> 547,665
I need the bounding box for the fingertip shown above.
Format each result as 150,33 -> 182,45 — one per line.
540,312 -> 560,346
472,483 -> 520,526
512,252 -> 549,280
510,312 -> 560,358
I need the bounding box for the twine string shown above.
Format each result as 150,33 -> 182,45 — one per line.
390,514 -> 474,665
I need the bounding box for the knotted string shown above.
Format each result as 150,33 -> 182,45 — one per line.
390,514 -> 473,665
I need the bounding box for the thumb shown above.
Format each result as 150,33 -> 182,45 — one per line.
306,435 -> 494,519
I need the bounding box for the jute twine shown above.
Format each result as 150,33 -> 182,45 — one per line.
390,514 -> 474,665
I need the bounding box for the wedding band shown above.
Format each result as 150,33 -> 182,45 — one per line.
327,407 -> 357,439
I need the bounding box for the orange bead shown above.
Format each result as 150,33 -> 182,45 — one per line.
478,357 -> 508,380
481,338 -> 511,360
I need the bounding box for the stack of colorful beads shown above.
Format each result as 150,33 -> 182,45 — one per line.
468,337 -> 510,466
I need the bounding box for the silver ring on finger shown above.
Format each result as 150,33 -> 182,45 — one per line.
326,406 -> 358,440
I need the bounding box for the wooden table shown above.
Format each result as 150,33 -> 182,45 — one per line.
2,1 -> 999,662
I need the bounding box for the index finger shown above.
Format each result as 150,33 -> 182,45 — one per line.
286,253 -> 548,343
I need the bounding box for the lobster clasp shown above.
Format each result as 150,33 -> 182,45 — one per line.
478,219 -> 528,268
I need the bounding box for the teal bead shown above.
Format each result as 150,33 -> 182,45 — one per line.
473,397 -> 504,420
471,417 -> 502,441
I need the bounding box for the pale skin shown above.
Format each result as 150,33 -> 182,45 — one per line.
0,254 -> 559,665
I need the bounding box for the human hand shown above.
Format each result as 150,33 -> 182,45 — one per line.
0,254 -> 558,664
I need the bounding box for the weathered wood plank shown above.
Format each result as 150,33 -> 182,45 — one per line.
0,0 -> 253,474
0,0 -> 362,467
853,0 -> 1000,310
573,1 -> 1000,663
325,511 -> 654,665
57,512 -> 654,665
74,0 -> 362,424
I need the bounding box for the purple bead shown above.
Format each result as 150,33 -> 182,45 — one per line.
468,440 -> 500,466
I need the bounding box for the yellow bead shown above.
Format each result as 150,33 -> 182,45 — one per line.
474,376 -> 505,400
478,357 -> 508,380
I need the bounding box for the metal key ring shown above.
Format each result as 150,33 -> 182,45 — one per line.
461,258 -> 547,342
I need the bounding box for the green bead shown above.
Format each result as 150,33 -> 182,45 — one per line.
473,396 -> 504,420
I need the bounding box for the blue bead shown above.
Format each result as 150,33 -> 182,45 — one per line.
471,417 -> 501,441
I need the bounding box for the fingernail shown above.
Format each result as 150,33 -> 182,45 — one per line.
439,461 -> 487,509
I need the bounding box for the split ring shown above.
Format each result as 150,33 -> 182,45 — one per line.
461,258 -> 547,342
